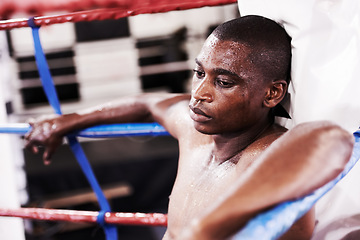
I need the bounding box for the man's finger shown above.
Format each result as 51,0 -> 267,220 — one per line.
31,145 -> 39,154
24,140 -> 38,154
43,150 -> 52,165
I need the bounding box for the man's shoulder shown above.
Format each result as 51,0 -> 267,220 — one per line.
242,124 -> 288,158
256,123 -> 288,145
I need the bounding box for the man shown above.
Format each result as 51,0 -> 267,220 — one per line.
24,16 -> 353,239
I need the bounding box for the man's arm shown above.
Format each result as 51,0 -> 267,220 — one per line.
179,121 -> 354,240
25,93 -> 190,164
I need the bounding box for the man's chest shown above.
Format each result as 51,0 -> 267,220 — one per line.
167,154 -> 240,233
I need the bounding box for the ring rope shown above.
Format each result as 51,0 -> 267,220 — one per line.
0,123 -> 169,137
0,208 -> 167,226
28,17 -> 117,239
0,0 -> 237,31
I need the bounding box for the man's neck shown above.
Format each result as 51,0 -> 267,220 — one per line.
210,121 -> 273,165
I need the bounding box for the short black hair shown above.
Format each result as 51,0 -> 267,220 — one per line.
212,15 -> 292,84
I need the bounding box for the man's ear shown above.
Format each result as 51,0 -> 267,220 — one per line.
263,79 -> 288,108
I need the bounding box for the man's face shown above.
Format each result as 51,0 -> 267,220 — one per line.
189,35 -> 270,135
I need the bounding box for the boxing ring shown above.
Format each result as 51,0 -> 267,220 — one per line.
0,0 -> 359,239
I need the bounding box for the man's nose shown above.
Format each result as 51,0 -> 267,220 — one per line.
192,78 -> 213,102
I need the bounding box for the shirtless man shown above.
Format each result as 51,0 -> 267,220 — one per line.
24,16 -> 353,239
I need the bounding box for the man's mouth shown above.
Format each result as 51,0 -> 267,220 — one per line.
189,105 -> 212,122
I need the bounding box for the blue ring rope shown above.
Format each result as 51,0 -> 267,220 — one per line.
28,18 -> 118,240
0,123 -> 169,137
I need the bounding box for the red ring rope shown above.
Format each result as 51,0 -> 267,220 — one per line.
0,208 -> 168,226
0,0 -> 237,30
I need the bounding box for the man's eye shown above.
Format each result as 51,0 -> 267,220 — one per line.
216,79 -> 233,88
193,69 -> 205,78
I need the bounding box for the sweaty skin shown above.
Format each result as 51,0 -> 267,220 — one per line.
25,34 -> 353,240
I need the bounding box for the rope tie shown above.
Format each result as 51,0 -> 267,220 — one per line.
97,210 -> 107,226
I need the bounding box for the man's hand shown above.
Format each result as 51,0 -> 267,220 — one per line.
24,114 -> 77,165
